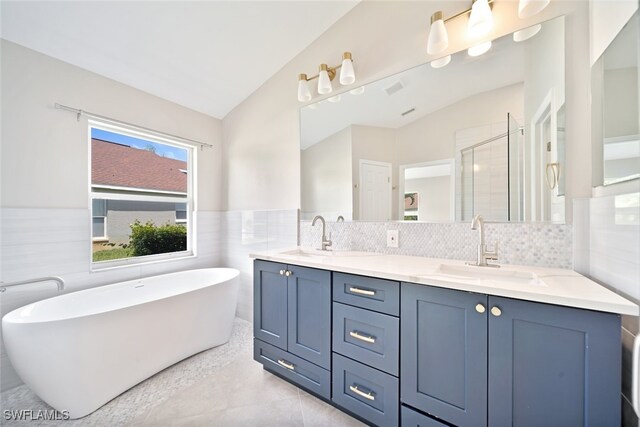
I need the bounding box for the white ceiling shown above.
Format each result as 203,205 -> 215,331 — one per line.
1,0 -> 359,119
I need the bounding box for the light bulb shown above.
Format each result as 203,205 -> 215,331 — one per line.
350,86 -> 365,95
513,24 -> 542,42
430,55 -> 451,69
468,40 -> 492,57
468,0 -> 494,38
427,11 -> 449,55
317,64 -> 333,94
297,74 -> 311,102
339,52 -> 355,85
518,0 -> 550,19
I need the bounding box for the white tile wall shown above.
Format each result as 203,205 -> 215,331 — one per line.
221,209 -> 298,322
573,191 -> 640,423
0,208 -> 222,391
300,220 -> 573,269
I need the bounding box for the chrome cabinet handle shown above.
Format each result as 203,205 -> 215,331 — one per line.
279,270 -> 286,275
491,306 -> 502,317
349,331 -> 376,344
350,385 -> 375,401
277,359 -> 295,370
475,303 -> 486,314
349,287 -> 376,296
285,270 -> 292,277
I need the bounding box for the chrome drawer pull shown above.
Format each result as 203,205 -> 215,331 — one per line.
349,331 -> 376,344
350,385 -> 375,401
277,359 -> 295,370
349,287 -> 376,296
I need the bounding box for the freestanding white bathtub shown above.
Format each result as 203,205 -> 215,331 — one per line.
2,268 -> 239,419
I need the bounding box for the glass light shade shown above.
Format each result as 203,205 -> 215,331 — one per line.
327,94 -> 342,103
430,55 -> 451,69
513,24 -> 542,42
350,86 -> 365,95
518,0 -> 550,19
427,17 -> 449,55
339,58 -> 355,85
468,40 -> 492,57
318,68 -> 333,94
297,78 -> 312,102
468,0 -> 494,38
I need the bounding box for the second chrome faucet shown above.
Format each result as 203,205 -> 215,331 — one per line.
312,215 -> 332,251
469,214 -> 499,267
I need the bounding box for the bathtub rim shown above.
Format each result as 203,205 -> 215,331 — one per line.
2,267 -> 239,325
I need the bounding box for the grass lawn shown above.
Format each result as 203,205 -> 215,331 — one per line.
93,247 -> 132,262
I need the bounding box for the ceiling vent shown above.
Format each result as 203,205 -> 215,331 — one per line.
384,81 -> 405,96
401,108 -> 416,116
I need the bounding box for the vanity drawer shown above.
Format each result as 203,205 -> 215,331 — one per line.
332,353 -> 399,427
401,406 -> 449,427
254,339 -> 330,399
333,272 -> 400,316
333,302 -> 399,376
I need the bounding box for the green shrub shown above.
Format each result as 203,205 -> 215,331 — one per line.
129,220 -> 187,257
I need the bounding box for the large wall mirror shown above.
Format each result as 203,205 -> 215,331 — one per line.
300,16 -> 566,223
592,10 -> 639,187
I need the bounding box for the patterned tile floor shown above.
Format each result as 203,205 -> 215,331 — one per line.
1,318 -> 363,427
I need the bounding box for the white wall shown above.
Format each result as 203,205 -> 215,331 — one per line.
301,126 -> 352,220
0,40 -> 223,391
590,0 -> 638,66
404,176 -> 451,222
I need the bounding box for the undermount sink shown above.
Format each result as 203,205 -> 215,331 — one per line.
426,263 -> 545,286
279,248 -> 377,258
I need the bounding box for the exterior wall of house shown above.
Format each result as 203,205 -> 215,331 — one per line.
103,200 -> 179,245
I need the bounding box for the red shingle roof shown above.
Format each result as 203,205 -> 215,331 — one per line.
91,139 -> 187,193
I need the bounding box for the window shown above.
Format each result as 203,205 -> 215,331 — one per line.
92,199 -> 107,240
90,122 -> 194,266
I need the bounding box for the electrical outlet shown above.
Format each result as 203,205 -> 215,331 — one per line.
387,230 -> 399,248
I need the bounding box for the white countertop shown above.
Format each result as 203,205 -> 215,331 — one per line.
250,248 -> 639,316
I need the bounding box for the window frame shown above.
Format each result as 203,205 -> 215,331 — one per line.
88,120 -> 196,270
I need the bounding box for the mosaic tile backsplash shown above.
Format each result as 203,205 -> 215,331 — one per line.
300,221 -> 573,269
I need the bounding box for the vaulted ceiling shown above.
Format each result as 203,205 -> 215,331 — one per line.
1,1 -> 359,119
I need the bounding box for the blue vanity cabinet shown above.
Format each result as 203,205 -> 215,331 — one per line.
401,282 -> 622,427
253,260 -> 332,397
488,295 -> 621,427
400,283 -> 488,427
254,260 -> 288,350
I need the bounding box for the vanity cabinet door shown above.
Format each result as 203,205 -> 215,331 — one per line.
287,265 -> 331,369
254,260 -> 288,350
488,296 -> 621,427
401,283 -> 488,427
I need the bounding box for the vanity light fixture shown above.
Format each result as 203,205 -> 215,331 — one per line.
430,55 -> 452,69
297,52 -> 355,102
518,0 -> 550,19
468,40 -> 493,57
468,0 -> 494,38
513,24 -> 542,42
426,1 -> 494,59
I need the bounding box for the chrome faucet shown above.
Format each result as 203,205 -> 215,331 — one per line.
311,215 -> 332,251
469,214 -> 499,267
337,215 -> 345,222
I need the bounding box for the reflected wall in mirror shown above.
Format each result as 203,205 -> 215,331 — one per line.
592,10 -> 639,187
300,16 -> 566,223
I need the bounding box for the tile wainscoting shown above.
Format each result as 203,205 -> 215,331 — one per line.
0,208 -> 222,392
221,210 -> 298,322
573,191 -> 640,427
301,220 -> 573,269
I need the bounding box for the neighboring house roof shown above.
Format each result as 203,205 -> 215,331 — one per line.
92,139 -> 187,193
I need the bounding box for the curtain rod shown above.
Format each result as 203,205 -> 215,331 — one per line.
54,103 -> 214,149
